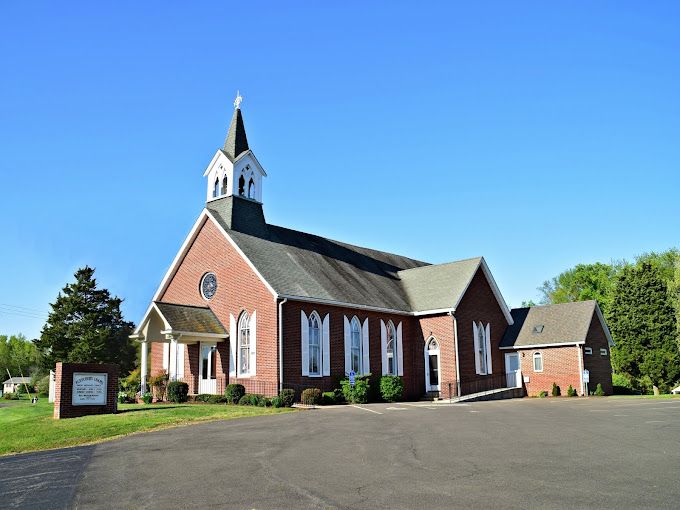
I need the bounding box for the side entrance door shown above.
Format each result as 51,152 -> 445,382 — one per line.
199,342 -> 217,394
424,337 -> 441,392
504,352 -> 520,388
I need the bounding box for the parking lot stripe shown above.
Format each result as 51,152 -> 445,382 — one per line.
350,405 -> 383,415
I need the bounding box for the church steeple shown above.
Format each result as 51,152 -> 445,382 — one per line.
222,94 -> 249,161
203,92 -> 267,204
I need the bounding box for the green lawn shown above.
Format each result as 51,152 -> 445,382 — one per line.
610,394 -> 680,399
0,398 -> 293,456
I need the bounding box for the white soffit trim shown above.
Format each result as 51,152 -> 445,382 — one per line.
412,307 -> 456,317
204,209 -> 278,298
159,330 -> 228,339
594,303 -> 616,347
499,341 -> 585,350
451,257 -> 514,325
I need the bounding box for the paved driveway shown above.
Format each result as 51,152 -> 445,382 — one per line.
2,397 -> 680,509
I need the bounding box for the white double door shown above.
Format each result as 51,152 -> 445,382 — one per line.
198,342 -> 218,394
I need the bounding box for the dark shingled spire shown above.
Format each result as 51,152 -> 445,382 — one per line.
222,107 -> 249,161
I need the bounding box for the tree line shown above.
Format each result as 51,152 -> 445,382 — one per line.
538,249 -> 680,394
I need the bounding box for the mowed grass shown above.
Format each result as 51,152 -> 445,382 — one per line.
0,398 -> 293,456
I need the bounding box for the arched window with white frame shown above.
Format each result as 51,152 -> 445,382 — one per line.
473,321 -> 492,375
308,312 -> 321,376
533,351 -> 543,372
350,316 -> 362,374
386,321 -> 397,375
238,312 -> 251,375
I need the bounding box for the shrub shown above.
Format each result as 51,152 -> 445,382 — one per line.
279,388 -> 295,407
120,368 -> 141,395
380,376 -> 404,402
167,381 -> 189,403
225,384 -> 246,404
3,392 -> 19,400
196,394 -> 215,403
321,391 -> 336,405
537,390 -> 548,398
340,375 -> 370,404
149,372 -> 169,402
36,375 -> 50,397
271,396 -> 282,408
239,393 -> 266,406
301,388 -> 322,405
333,388 -> 345,404
567,385 -> 577,397
209,395 -> 227,404
142,392 -> 153,404
118,392 -> 135,404
594,383 -> 605,396
551,382 -> 561,397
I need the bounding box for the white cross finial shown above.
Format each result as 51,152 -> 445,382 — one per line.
233,90 -> 243,109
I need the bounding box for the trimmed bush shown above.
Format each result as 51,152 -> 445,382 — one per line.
271,396 -> 282,408
279,388 -> 295,407
225,384 -> 246,404
321,391 -> 336,405
340,375 -> 370,404
239,393 -> 266,406
167,381 -> 189,403
149,372 -> 169,402
594,383 -> 605,396
142,392 -> 153,404
196,394 -> 212,403
301,388 -> 322,405
537,390 -> 548,398
551,382 -> 561,397
380,376 -> 404,402
567,385 -> 577,397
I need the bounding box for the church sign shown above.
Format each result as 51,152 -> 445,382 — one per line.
72,372 -> 108,406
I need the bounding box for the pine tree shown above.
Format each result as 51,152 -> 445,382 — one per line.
607,262 -> 680,393
34,267 -> 136,373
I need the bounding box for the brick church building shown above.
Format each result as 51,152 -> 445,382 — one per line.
132,98 -> 614,400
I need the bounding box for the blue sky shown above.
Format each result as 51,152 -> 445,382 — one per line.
1,2 -> 679,339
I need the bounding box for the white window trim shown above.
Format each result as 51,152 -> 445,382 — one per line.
303,311 -> 323,378
584,347 -> 593,355
345,315 -> 367,376
533,351 -> 543,373
473,322 -> 492,375
237,311 -> 256,378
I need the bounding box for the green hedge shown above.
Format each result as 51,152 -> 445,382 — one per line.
301,388 -> 322,405
340,374 -> 371,404
225,384 -> 246,404
167,381 -> 189,403
380,376 -> 404,402
279,388 -> 295,407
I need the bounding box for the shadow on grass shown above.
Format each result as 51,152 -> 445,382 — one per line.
117,406 -> 186,414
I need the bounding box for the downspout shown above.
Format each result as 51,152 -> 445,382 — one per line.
577,344 -> 584,396
278,298 -> 288,392
449,311 -> 461,398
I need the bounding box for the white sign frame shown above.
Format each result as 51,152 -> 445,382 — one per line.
583,369 -> 590,383
72,372 -> 108,406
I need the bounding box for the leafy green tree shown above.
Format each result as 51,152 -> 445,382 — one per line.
34,267 -> 136,373
539,262 -> 620,315
520,300 -> 537,307
606,262 -> 679,394
0,334 -> 40,377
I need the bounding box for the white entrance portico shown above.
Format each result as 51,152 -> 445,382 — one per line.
131,302 -> 228,395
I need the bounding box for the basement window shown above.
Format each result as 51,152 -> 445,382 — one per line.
533,325 -> 544,334
600,348 -> 608,356
584,347 -> 592,355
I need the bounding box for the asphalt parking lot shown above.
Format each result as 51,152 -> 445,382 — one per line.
2,397 -> 679,509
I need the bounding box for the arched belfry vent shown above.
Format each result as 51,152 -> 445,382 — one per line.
222,107 -> 249,161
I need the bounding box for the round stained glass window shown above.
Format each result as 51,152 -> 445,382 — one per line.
200,272 -> 217,300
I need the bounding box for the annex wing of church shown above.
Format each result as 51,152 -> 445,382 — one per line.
132,101 -> 614,400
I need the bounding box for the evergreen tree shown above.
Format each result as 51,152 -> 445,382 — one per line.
607,262 -> 679,393
34,267 -> 136,373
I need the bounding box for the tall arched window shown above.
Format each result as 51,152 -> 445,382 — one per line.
475,322 -> 488,375
533,351 -> 543,372
248,178 -> 255,199
386,321 -> 397,375
238,175 -> 245,196
308,312 -> 321,376
238,312 -> 251,375
213,177 -> 220,198
221,175 -> 228,195
350,316 -> 362,374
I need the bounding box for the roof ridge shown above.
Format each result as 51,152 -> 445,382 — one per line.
397,256 -> 482,275
514,300 -> 596,311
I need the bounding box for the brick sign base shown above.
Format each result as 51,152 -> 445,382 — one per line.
53,362 -> 119,419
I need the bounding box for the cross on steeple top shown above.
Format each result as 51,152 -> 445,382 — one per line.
233,90 -> 243,109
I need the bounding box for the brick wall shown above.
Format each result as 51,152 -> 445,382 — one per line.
518,346 -> 582,396
282,301 -> 422,400
454,268 -> 509,387
156,218 -> 278,391
53,362 -> 118,419
583,313 -> 614,395
415,314 -> 454,398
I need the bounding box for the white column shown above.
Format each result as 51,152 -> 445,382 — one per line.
140,339 -> 148,394
167,334 -> 179,381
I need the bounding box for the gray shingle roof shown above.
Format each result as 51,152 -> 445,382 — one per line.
154,302 -> 227,335
222,107 -> 249,161
206,196 -> 497,315
500,300 -> 598,348
3,377 -> 31,385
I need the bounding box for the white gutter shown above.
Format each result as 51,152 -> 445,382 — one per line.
449,311 -> 461,398
577,344 -> 585,396
278,298 -> 288,392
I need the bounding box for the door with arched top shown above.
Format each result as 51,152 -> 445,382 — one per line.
424,337 -> 440,392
